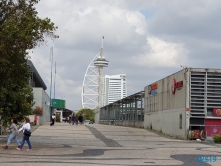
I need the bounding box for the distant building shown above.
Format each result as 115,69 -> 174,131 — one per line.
104,74 -> 127,105
100,68 -> 221,140
27,60 -> 50,123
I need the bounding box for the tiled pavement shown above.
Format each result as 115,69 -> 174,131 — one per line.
0,122 -> 221,166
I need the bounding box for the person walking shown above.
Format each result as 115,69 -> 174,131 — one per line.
33,115 -> 38,126
78,114 -> 83,125
2,118 -> 21,149
69,115 -> 72,124
75,115 -> 79,125
16,117 -> 32,151
72,114 -> 76,125
50,114 -> 56,126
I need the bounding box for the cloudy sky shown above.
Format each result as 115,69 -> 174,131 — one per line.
29,0 -> 221,110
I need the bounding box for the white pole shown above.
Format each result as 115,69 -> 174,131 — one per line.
50,47 -> 53,120
54,62 -> 56,99
102,36 -> 104,48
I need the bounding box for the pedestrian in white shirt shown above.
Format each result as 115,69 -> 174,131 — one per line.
16,117 -> 32,151
50,114 -> 56,126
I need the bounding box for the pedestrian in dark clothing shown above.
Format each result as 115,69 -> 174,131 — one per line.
72,115 -> 76,125
78,114 -> 83,125
76,116 -> 78,125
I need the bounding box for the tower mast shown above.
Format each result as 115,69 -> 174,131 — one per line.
94,36 -> 108,108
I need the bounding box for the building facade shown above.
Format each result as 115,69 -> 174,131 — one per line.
28,60 -> 51,123
32,88 -> 50,124
144,68 -> 221,139
99,68 -> 221,140
104,74 -> 127,105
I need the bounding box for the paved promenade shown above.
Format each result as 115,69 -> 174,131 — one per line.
0,122 -> 221,166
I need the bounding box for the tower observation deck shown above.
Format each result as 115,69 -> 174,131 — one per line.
94,48 -> 109,67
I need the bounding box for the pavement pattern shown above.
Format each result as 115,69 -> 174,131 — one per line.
0,122 -> 221,166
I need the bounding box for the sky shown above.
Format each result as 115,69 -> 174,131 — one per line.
29,0 -> 221,111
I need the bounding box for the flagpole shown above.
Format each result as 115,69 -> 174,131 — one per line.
102,36 -> 104,48
50,47 -> 53,120
54,61 -> 56,99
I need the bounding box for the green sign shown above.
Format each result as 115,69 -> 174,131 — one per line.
51,99 -> 66,108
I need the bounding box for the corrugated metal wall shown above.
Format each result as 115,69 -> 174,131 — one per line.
189,69 -> 221,130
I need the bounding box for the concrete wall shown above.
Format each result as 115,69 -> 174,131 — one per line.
144,69 -> 187,113
41,90 -> 50,122
144,108 -> 186,139
95,108 -> 100,124
144,69 -> 188,139
32,88 -> 50,124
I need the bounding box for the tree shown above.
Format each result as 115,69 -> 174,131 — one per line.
76,109 -> 95,122
0,0 -> 58,127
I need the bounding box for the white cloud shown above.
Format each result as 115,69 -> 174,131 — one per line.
29,0 -> 221,110
133,36 -> 189,68
55,75 -> 77,96
126,11 -> 146,35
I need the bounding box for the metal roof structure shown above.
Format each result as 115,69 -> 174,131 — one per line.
99,91 -> 145,122
27,60 -> 47,90
100,91 -> 145,108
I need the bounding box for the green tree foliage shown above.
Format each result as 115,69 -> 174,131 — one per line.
76,109 -> 95,122
0,0 -> 58,126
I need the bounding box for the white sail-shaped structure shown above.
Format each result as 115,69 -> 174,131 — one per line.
82,37 -> 108,110
81,52 -> 100,109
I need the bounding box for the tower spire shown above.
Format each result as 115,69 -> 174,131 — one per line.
102,36 -> 104,48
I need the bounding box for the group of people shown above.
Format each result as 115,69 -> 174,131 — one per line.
2,117 -> 32,151
68,114 -> 83,125
2,113 -> 85,151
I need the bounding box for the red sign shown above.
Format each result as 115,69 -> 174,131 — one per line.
171,79 -> 183,94
205,119 -> 221,125
148,83 -> 158,94
151,83 -> 158,90
213,108 -> 221,116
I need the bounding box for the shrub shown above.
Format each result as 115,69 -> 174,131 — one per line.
212,134 -> 221,143
33,106 -> 43,116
